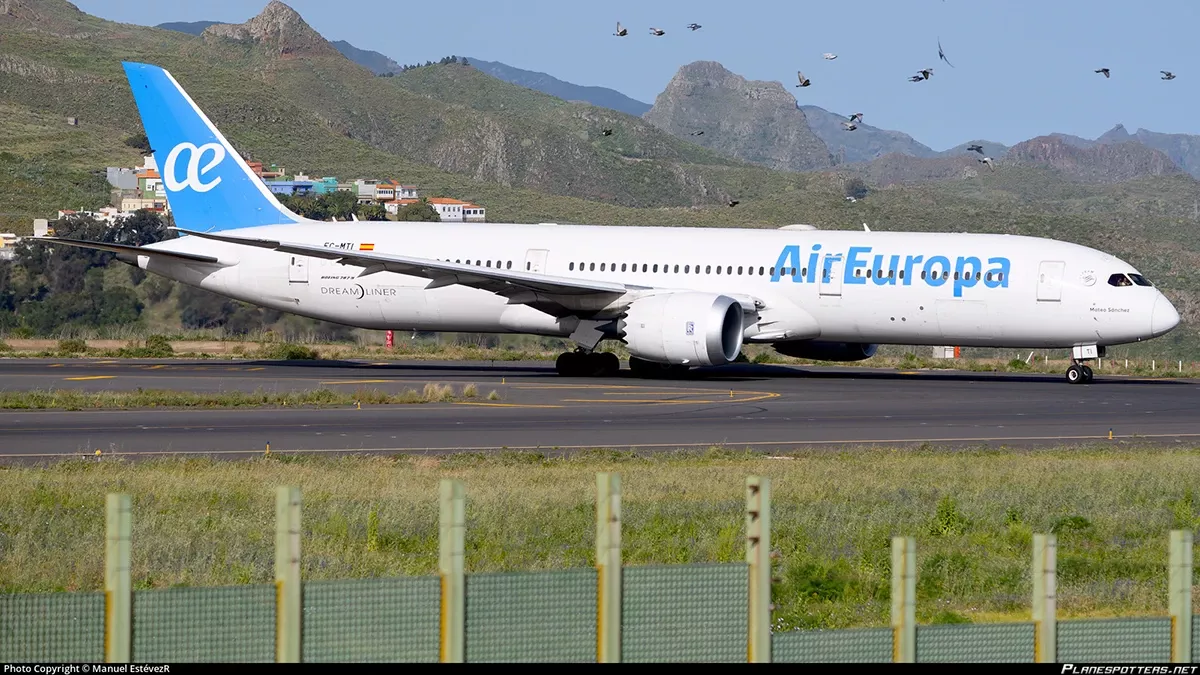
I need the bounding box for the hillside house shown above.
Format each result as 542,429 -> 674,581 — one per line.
265,180 -> 315,196
426,197 -> 485,222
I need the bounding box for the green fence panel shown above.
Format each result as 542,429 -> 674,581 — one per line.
1192,616 -> 1200,663
772,627 -> 892,663
621,563 -> 748,663
916,623 -> 1035,662
131,585 -> 274,662
1058,618 -> 1171,663
465,568 -> 595,663
303,576 -> 440,663
0,592 -> 105,663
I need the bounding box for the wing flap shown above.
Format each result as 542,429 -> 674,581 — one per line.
33,237 -> 222,264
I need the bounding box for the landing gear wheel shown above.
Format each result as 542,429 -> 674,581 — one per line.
556,352 -> 584,377
598,352 -> 620,377
1082,365 -> 1094,383
1065,364 -> 1084,384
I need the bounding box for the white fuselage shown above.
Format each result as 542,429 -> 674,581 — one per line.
141,221 -> 1178,350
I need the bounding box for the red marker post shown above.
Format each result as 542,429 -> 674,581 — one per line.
386,330 -> 394,349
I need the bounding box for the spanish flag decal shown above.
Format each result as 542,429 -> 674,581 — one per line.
359,243 -> 375,251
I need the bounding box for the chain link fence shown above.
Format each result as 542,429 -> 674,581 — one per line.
465,568 -> 595,662
621,563 -> 748,662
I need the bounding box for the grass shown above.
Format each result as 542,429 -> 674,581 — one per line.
0,386 -> 477,410
3,446 -> 1200,629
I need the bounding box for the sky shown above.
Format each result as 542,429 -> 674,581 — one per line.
74,0 -> 1200,152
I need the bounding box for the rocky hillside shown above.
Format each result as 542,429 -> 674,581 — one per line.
800,106 -> 936,164
155,21 -> 219,35
467,58 -> 651,117
1004,136 -> 1182,183
643,61 -> 833,172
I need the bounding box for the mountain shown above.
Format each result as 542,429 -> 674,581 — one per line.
155,21 -> 220,35
799,106 -> 937,164
467,58 -> 651,117
1004,135 -> 1182,183
643,61 -> 833,172
329,39 -> 403,75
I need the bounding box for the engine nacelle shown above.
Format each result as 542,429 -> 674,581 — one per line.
621,292 -> 744,366
774,340 -> 879,362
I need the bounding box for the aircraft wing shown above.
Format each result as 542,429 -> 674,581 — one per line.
32,237 -> 223,264
173,228 -> 632,315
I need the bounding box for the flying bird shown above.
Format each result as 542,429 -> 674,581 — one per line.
795,71 -> 811,87
823,53 -> 838,60
979,157 -> 994,169
967,144 -> 984,154
849,112 -> 863,123
614,22 -> 627,37
687,23 -> 702,31
908,75 -> 925,82
600,129 -> 613,136
841,122 -> 858,131
649,27 -> 665,36
937,38 -> 954,68
690,130 -> 704,136
727,200 -> 739,207
918,68 -> 934,80
1162,71 -> 1176,80
1095,68 -> 1110,78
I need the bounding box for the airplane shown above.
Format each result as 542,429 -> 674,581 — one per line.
38,62 -> 1181,384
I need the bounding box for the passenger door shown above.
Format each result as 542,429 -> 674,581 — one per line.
1037,261 -> 1065,302
524,249 -> 549,273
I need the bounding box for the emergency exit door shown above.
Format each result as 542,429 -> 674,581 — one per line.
1037,260 -> 1065,301
524,249 -> 549,273
819,254 -> 843,297
289,255 -> 308,284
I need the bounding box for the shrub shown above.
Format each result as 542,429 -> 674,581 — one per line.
462,383 -> 478,398
929,495 -> 971,536
256,343 -> 319,360
57,338 -> 88,354
0,341 -> 12,353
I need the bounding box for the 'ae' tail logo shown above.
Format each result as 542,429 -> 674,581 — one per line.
163,141 -> 226,193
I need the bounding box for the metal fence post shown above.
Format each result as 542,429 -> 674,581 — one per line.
746,476 -> 772,663
1170,530 -> 1193,663
439,479 -> 465,663
1033,533 -> 1057,664
891,536 -> 915,663
275,486 -> 302,663
104,493 -> 132,664
596,472 -> 622,663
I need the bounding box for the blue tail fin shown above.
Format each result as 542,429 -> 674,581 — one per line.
122,62 -> 301,231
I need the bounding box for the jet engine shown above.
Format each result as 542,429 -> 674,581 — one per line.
774,340 -> 879,362
620,292 -> 744,366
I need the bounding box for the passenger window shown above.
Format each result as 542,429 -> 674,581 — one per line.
486,260 -> 492,267
588,263 -> 594,271
642,264 -> 648,272
600,263 -> 606,271
899,270 -> 905,280
674,264 -> 680,273
759,266 -> 765,275
1108,273 -> 1133,287
866,269 -> 872,278
569,262 -> 575,271
975,272 -> 981,281
921,271 -> 927,280
706,265 -> 712,274
621,263 -> 627,272
889,270 -> 895,278
1129,273 -> 1153,287
738,266 -> 744,275
727,266 -> 733,275
506,261 -> 512,269
456,259 -> 461,264
716,266 -> 722,275
998,273 -> 1003,282
684,265 -> 690,273
769,267 -> 775,276
801,267 -> 807,277
985,272 -> 991,281
476,260 -> 481,266
653,264 -> 658,273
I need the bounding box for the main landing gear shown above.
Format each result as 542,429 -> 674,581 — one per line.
555,350 -> 620,377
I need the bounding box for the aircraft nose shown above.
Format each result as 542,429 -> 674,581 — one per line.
1151,293 -> 1181,337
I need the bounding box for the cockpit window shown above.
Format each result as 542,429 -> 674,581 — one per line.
1128,273 -> 1154,287
1108,273 -> 1133,287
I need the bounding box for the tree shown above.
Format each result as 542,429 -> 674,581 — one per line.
354,203 -> 388,221
395,198 -> 441,222
843,177 -> 870,200
123,132 -> 151,153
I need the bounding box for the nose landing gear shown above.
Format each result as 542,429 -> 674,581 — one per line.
1065,344 -> 1102,384
1065,362 -> 1094,384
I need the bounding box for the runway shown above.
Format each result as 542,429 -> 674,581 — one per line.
1,358 -> 1198,459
